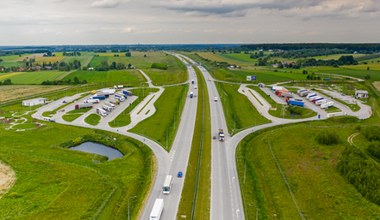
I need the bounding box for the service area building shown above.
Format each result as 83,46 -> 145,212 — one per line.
22,98 -> 47,107
355,90 -> 369,99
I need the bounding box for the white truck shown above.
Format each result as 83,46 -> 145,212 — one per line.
149,198 -> 164,220
218,129 -> 225,142
96,107 -> 108,117
85,99 -> 100,104
162,175 -> 173,195
321,101 -> 334,109
102,105 -> 114,112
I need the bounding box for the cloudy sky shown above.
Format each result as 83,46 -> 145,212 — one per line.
0,0 -> 379,45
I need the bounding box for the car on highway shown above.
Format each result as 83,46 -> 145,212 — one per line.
177,171 -> 183,178
214,97 -> 218,102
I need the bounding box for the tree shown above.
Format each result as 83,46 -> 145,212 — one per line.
125,52 -> 131,57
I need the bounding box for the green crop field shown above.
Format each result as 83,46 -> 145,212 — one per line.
236,121 -> 380,219
215,82 -> 270,134
63,69 -> 145,86
0,71 -> 69,84
0,104 -> 153,220
130,85 -> 188,150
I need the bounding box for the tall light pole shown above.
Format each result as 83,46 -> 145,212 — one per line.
128,195 -> 137,220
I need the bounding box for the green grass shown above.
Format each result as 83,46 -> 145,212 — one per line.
63,69 -> 145,86
89,52 -> 187,85
215,82 -> 270,134
108,88 -> 159,128
130,85 -> 188,150
85,114 -> 101,126
0,104 -> 153,220
62,108 -> 91,122
236,122 -> 380,220
177,63 -> 211,219
249,86 -> 317,119
0,71 -> 69,84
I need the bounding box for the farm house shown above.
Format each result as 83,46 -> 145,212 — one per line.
22,98 -> 47,107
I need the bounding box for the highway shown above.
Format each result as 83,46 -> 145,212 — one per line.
31,52 -> 373,220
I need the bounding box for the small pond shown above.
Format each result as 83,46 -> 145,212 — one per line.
71,142 -> 123,161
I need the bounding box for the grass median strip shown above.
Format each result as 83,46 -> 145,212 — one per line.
85,113 -> 101,125
177,64 -> 211,219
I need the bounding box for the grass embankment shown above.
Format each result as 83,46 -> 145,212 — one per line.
130,85 -> 188,150
108,88 -> 159,128
85,114 -> 101,126
177,64 -> 211,219
0,103 -> 153,220
215,82 -> 270,134
62,108 -> 92,122
249,86 -> 317,119
236,121 -> 380,219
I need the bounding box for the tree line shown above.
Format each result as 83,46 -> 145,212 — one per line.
0,79 -> 13,86
41,77 -> 87,85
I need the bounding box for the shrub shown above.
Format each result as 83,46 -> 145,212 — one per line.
367,141 -> 380,160
151,63 -> 168,70
362,126 -> 380,141
316,131 -> 339,145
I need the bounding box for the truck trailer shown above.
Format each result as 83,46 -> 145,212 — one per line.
92,95 -> 106,101
85,99 -> 100,104
287,98 -> 305,107
321,101 -> 334,109
96,107 -> 108,117
315,99 -> 327,106
75,103 -> 93,110
122,90 -> 133,96
149,199 -> 164,220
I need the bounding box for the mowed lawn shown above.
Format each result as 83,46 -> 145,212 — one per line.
0,71 -> 69,84
237,122 -> 380,219
0,104 -> 153,219
63,69 -> 145,86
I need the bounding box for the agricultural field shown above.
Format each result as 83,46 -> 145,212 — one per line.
215,82 -> 270,134
0,104 -> 153,220
0,85 -> 69,103
312,53 -> 366,60
130,85 -> 188,150
236,121 -> 380,219
0,71 -> 69,85
89,51 -> 187,85
63,69 -> 145,86
0,54 -> 32,68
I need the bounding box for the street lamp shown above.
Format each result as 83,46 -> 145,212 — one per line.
128,195 -> 137,220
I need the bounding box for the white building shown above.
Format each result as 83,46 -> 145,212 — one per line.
355,90 -> 369,99
22,98 -> 47,107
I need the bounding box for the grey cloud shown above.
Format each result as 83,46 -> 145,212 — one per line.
91,0 -> 121,8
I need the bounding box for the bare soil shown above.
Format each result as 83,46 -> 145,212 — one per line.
0,161 -> 16,197
373,81 -> 380,92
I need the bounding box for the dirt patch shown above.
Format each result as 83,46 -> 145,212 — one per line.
373,81 -> 380,92
0,161 -> 16,198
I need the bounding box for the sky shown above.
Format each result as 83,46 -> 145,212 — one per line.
0,0 -> 379,45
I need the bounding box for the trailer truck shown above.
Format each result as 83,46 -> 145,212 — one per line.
149,199 -> 164,220
287,98 -> 305,107
218,129 -> 225,141
92,95 -> 106,101
75,103 -> 93,110
96,107 -> 108,117
321,101 -> 334,109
